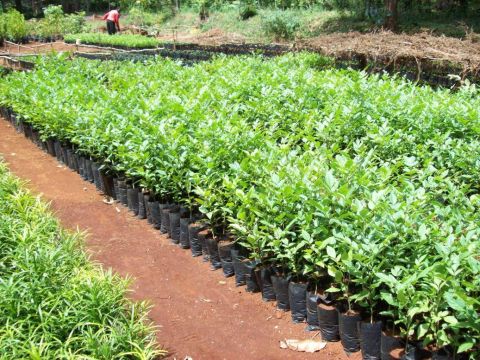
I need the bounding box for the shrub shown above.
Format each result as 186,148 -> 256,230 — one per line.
239,4 -> 258,20
262,11 -> 300,40
3,10 -> 28,43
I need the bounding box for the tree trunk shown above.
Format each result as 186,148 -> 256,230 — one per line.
384,0 -> 398,31
15,0 -> 23,13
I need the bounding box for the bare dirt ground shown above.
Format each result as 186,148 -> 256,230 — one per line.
0,41 -> 103,55
0,119 -> 361,360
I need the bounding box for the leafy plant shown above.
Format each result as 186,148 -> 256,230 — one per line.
1,53 -> 480,357
262,11 -> 300,40
0,160 -> 165,358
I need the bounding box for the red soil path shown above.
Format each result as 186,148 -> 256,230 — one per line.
0,119 -> 361,360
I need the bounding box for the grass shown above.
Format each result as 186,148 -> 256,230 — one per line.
155,6 -> 479,41
0,160 -> 165,359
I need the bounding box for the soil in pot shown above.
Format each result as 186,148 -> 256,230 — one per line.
217,239 -> 235,277
389,348 -> 403,360
260,267 -> 276,302
339,310 -> 361,353
169,210 -> 181,244
306,291 -> 320,331
137,190 -> 146,219
381,331 -> 402,360
359,321 -> 382,360
244,260 -> 260,293
206,237 -> 222,270
231,248 -> 247,287
318,303 -> 339,341
198,229 -> 211,262
179,218 -> 191,249
271,274 -> 290,311
288,281 -> 307,323
188,223 -> 203,257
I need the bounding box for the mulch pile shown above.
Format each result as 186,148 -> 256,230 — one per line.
303,31 -> 480,78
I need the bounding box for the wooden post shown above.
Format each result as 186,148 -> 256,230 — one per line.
173,29 -> 176,51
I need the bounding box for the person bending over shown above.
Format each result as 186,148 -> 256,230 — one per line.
103,7 -> 121,35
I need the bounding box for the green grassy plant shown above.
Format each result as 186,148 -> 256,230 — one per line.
0,161 -> 164,359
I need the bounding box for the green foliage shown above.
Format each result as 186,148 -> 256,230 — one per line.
126,6 -> 172,27
0,161 -> 164,358
64,32 -> 160,48
239,2 -> 258,20
0,9 -> 27,42
1,54 -> 480,356
262,11 -> 300,40
28,5 -> 86,39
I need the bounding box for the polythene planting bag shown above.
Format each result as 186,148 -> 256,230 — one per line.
431,348 -> 454,360
61,146 -> 69,168
339,311 -> 362,353
318,303 -> 340,341
91,162 -> 101,190
160,207 -> 170,234
46,139 -> 56,157
271,275 -> 290,311
401,343 -> 421,360
179,218 -> 191,249
231,249 -> 247,287
101,172 -> 115,198
54,141 -> 63,163
198,230 -> 210,262
260,267 -> 276,302
137,191 -> 146,219
66,149 -> 74,170
72,153 -> 80,173
150,201 -> 161,230
306,291 -> 320,331
218,240 -> 235,277
85,159 -> 94,183
78,157 -> 86,179
381,332 -> 402,360
288,282 -> 307,323
206,237 -> 222,270
359,321 -> 382,360
144,194 -> 153,224
188,223 -> 203,257
127,187 -> 139,215
112,178 -> 119,200
117,179 -> 128,206
244,260 -> 261,293
169,211 -> 181,244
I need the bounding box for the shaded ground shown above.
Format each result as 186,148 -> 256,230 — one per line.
0,119 -> 361,360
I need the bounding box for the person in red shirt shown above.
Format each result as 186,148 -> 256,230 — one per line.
102,8 -> 121,35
